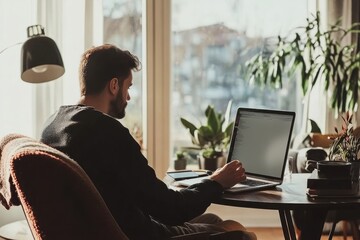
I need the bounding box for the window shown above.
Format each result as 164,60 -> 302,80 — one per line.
102,0 -> 144,150
0,0 -> 314,176
170,0 -> 309,167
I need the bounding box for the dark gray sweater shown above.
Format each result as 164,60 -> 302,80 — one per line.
40,105 -> 223,239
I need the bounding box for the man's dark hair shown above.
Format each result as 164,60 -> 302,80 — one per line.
79,44 -> 141,95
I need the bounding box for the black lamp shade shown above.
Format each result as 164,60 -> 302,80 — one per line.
21,25 -> 65,83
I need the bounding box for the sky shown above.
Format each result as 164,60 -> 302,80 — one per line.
171,0 -> 309,38
102,0 -> 309,38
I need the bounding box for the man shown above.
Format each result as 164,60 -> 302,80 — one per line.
41,44 -> 256,240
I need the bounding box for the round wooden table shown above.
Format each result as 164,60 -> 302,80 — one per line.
215,173 -> 360,240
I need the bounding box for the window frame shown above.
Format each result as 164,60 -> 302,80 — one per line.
146,0 -> 318,177
144,0 -> 172,177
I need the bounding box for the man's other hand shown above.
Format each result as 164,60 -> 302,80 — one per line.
210,160 -> 246,189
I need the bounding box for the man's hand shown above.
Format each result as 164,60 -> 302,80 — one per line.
210,160 -> 246,189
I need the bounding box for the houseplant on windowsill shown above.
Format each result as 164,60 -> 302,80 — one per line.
174,150 -> 188,170
180,101 -> 234,171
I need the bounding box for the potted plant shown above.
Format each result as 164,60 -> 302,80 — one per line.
329,112 -> 360,161
326,112 -> 360,181
245,11 -> 360,116
180,102 -> 234,171
174,150 -> 187,170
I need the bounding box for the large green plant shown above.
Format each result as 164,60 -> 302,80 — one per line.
246,11 -> 360,115
180,102 -> 234,158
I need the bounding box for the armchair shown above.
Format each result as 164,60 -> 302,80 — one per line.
0,133 -> 128,240
0,134 -> 234,240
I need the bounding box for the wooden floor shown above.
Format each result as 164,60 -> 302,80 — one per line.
247,227 -> 352,240
206,205 -> 357,239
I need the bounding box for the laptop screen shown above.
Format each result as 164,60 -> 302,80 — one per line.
227,108 -> 295,180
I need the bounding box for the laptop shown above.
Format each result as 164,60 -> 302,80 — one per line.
177,107 -> 295,193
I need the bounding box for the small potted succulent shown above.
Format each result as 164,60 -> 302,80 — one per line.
180,101 -> 234,171
174,150 -> 187,170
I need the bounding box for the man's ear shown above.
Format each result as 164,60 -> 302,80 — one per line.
108,78 -> 119,96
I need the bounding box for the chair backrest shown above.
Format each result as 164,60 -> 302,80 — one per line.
0,134 -> 128,240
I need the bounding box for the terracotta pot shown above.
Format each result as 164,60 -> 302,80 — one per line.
310,133 -> 340,148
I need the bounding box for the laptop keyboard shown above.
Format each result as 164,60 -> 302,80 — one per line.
241,178 -> 269,186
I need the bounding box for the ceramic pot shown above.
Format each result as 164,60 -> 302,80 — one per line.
350,161 -> 360,183
317,161 -> 351,179
174,158 -> 187,170
198,154 -> 226,171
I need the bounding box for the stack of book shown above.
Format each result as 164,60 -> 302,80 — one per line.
306,169 -> 359,198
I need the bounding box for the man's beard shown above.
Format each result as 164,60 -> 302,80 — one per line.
109,91 -> 126,119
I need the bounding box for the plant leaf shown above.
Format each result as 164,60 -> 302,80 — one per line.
309,119 -> 322,133
206,107 -> 221,134
180,118 -> 197,137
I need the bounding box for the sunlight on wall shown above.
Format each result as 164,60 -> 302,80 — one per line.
0,0 -> 37,138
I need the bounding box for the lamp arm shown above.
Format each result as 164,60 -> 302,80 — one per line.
0,42 -> 23,55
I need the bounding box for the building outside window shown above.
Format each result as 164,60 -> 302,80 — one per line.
170,0 -> 308,167
103,0 -> 144,149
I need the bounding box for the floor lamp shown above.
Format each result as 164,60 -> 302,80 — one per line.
0,24 -> 65,240
21,25 -> 65,83
1,24 -> 65,83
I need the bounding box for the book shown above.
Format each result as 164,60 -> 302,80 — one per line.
167,170 -> 211,181
307,170 -> 352,189
307,186 -> 359,197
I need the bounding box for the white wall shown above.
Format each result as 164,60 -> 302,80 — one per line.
0,206 -> 26,227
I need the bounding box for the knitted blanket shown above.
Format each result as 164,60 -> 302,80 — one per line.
0,133 -> 71,209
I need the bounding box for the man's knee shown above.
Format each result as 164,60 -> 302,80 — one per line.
210,230 -> 257,240
215,220 -> 247,231
189,213 -> 223,224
